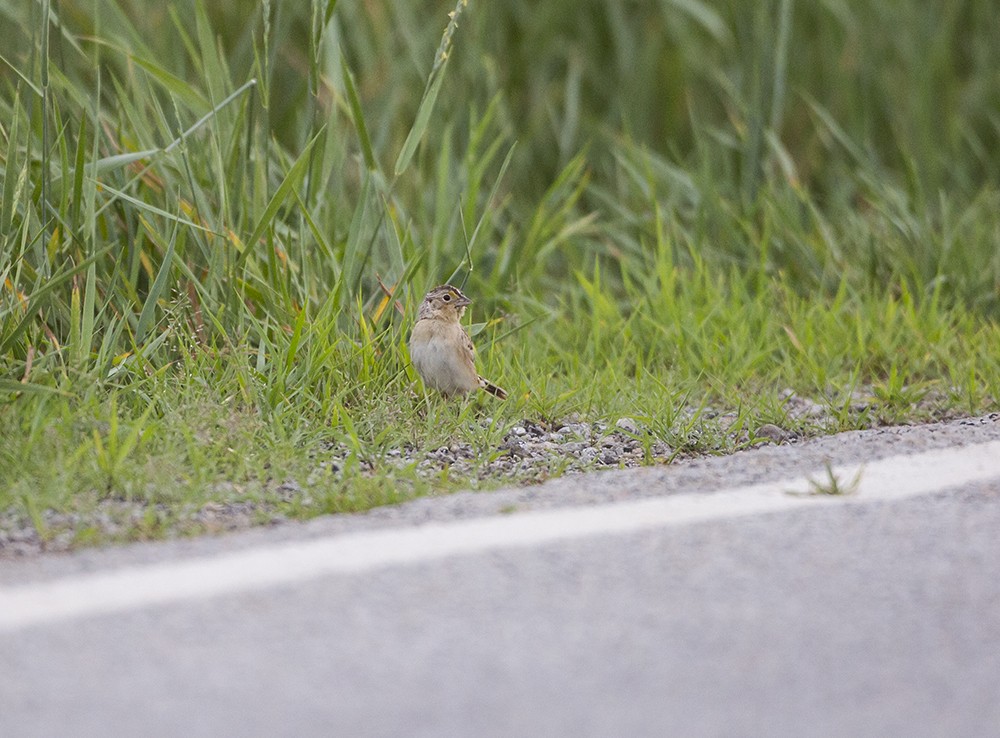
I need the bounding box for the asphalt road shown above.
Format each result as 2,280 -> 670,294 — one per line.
3,416 -> 1000,737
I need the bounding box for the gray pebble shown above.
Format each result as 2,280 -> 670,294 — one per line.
615,417 -> 640,435
754,424 -> 792,444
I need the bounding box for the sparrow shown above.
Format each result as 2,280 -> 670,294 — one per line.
409,284 -> 507,399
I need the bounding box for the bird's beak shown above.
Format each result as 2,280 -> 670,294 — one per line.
454,294 -> 471,307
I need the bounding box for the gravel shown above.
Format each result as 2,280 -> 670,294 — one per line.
1,386 -> 994,559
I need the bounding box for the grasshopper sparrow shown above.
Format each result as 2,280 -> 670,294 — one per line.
409,284 -> 507,399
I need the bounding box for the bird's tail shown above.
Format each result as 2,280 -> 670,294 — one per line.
478,376 -> 508,400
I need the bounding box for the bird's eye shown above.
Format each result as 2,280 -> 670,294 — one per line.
442,294 -> 451,302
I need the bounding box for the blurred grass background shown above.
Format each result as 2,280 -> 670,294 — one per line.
1,0 -> 999,542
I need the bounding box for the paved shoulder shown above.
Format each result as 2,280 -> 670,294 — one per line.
2,415 -> 1000,737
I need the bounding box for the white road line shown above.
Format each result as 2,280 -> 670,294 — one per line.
2,441 -> 999,632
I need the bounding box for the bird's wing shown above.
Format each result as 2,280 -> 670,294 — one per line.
462,328 -> 476,358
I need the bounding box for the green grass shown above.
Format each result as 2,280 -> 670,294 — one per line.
2,0 -> 999,549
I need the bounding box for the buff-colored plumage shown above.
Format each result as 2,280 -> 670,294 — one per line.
409,285 -> 507,399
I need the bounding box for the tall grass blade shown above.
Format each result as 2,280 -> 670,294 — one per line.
341,55 -> 376,171
0,52 -> 43,97
394,69 -> 448,177
135,226 -> 178,346
769,0 -> 794,132
238,128 -> 324,269
393,0 -> 470,176
0,379 -> 71,396
70,115 -> 87,227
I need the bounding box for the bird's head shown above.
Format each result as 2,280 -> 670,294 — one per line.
418,284 -> 471,320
